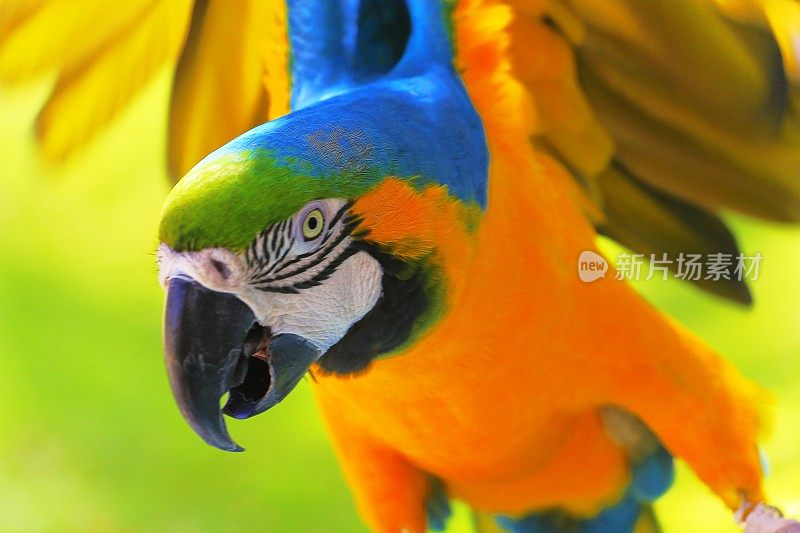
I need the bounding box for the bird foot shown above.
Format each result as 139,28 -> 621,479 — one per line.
736,501 -> 800,532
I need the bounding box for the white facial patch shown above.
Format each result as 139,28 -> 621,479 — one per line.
239,250 -> 382,351
157,198 -> 384,352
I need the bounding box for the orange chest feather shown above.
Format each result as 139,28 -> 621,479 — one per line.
312,143 -> 617,482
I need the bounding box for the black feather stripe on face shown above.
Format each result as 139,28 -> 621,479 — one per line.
291,243 -> 362,290
246,201 -> 358,292
240,201 -> 438,372
316,242 -> 434,375
255,223 -> 353,284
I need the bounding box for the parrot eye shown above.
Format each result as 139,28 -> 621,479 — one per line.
302,208 -> 325,241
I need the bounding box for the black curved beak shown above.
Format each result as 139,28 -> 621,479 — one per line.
163,275 -> 322,452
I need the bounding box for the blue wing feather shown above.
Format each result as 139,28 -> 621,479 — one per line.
287,0 -> 455,107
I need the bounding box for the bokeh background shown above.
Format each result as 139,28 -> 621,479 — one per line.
1,72 -> 798,532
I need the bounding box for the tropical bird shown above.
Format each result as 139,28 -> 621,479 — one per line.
3,0 -> 800,531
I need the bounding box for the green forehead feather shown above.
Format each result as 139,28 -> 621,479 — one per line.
159,149 -> 377,252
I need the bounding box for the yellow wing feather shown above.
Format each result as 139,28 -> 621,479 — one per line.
262,2 -> 291,121
167,0 -> 278,178
0,1 -> 156,83
507,0 -> 800,218
497,0 -> 800,301
508,6 -> 614,181
714,0 -> 800,83
36,0 -> 193,161
0,0 -> 290,180
0,0 -> 46,39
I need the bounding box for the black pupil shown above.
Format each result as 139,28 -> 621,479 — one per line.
308,216 -> 318,230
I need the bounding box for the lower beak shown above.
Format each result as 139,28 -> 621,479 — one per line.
163,275 -> 322,452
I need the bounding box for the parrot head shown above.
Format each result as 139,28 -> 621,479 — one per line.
157,87 -> 487,451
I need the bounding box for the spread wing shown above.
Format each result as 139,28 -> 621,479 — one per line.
503,0 -> 800,303
0,0 -> 291,180
5,0 -> 800,303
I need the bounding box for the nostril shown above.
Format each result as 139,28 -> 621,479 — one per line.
211,259 -> 232,279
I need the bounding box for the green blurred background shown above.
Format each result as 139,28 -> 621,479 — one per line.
0,73 -> 798,532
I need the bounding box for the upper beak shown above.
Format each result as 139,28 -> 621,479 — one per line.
163,275 -> 322,452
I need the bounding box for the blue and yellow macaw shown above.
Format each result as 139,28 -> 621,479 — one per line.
4,0 -> 800,531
